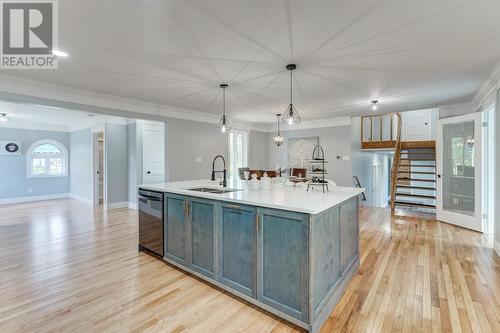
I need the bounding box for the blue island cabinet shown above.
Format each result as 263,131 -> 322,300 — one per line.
257,208 -> 309,321
164,193 -> 188,265
160,191 -> 360,333
189,197 -> 217,278
218,203 -> 257,297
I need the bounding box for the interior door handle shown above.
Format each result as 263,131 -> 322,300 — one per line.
437,174 -> 441,178
147,171 -> 151,174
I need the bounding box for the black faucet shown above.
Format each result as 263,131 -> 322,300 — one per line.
211,155 -> 227,187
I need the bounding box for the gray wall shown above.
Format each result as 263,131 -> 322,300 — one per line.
127,122 -> 138,204
248,130 -> 269,168
265,125 -> 353,187
496,90 -> 500,250
166,118 -> 228,181
106,123 -> 128,204
70,128 -> 92,200
0,128 -> 70,199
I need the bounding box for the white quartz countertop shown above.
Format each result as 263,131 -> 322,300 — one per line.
139,179 -> 364,215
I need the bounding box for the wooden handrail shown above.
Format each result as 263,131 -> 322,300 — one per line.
390,113 -> 402,215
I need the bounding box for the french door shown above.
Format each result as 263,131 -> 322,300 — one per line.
436,112 -> 482,231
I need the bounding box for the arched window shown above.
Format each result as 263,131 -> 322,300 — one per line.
27,139 -> 68,178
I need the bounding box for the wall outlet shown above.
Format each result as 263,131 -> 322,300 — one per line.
195,157 -> 202,163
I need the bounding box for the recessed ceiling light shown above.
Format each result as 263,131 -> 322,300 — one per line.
0,113 -> 8,122
52,49 -> 68,57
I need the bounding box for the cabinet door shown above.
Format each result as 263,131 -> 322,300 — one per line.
257,208 -> 308,321
164,193 -> 188,265
219,203 -> 256,297
190,197 -> 216,278
340,198 -> 358,273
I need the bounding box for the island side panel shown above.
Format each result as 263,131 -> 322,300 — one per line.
309,196 -> 360,326
310,205 -> 341,317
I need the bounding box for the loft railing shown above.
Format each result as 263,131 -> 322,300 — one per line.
360,113 -> 398,149
389,113 -> 402,215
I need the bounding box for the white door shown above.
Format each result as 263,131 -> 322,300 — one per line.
436,112 -> 482,231
142,122 -> 165,184
401,109 -> 434,141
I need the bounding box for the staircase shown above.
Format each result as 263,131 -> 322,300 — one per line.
393,142 -> 436,212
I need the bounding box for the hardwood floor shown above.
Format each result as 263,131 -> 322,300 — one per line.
1,199 -> 499,332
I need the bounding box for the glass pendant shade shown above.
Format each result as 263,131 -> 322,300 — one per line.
282,103 -> 301,125
218,84 -> 231,133
282,64 -> 301,125
273,113 -> 284,146
218,115 -> 230,133
371,100 -> 379,111
273,134 -> 284,146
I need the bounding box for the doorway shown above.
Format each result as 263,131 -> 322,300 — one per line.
92,126 -> 106,206
141,121 -> 165,184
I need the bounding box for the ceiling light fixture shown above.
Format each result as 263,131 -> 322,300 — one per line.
0,113 -> 8,122
371,100 -> 379,111
218,84 -> 231,133
52,49 -> 68,57
273,114 -> 284,146
282,64 -> 301,125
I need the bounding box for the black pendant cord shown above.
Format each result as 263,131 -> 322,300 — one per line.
222,86 -> 226,118
277,114 -> 281,135
289,68 -> 293,107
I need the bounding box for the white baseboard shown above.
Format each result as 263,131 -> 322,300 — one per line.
128,202 -> 138,210
105,202 -> 129,210
494,240 -> 500,257
0,193 -> 70,205
68,193 -> 93,205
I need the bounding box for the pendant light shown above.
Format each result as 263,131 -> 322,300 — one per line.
282,64 -> 301,125
0,113 -> 7,122
218,84 -> 231,133
371,100 -> 379,111
273,113 -> 284,146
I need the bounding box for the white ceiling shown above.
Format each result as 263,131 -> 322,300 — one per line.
0,100 -> 122,131
5,0 -> 500,124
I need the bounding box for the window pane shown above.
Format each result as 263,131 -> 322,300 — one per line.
34,144 -> 62,154
49,158 -> 63,173
32,158 -> 46,174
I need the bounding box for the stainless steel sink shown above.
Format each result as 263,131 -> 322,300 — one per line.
187,187 -> 239,194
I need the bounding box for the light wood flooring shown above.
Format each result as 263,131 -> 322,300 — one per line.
0,199 -> 499,332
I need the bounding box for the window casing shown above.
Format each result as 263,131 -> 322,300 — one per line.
26,139 -> 68,178
228,131 -> 248,178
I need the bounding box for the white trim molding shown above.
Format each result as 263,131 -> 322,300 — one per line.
473,60 -> 500,108
0,193 -> 70,205
105,202 -> 129,210
128,202 -> 138,210
68,193 -> 93,205
495,240 -> 500,257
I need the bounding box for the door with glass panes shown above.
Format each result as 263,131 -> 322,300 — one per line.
436,112 -> 482,231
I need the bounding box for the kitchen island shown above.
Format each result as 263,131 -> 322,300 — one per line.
138,179 -> 364,333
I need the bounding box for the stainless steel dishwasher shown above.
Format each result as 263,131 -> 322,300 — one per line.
138,189 -> 164,256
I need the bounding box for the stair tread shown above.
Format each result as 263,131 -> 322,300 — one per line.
397,178 -> 436,182
398,171 -> 436,175
394,201 -> 436,208
399,164 -> 435,167
396,193 -> 436,199
400,158 -> 436,161
396,185 -> 436,190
